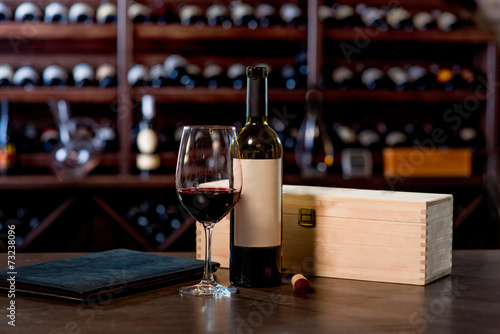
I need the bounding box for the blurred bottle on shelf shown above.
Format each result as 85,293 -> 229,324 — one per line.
361,67 -> 387,89
73,62 -> 95,87
255,3 -> 282,27
280,64 -> 300,90
0,99 -> 15,175
96,118 -> 117,152
332,122 -> 358,149
44,2 -> 68,23
203,63 -> 228,89
19,121 -> 39,153
15,2 -> 42,22
329,65 -> 356,89
279,3 -> 306,28
412,11 -> 436,31
333,4 -> 361,28
68,2 -> 95,24
0,2 -> 12,21
96,2 -> 117,24
128,2 -> 151,23
318,4 -> 335,28
230,1 -> 257,28
95,63 -> 117,87
40,127 -> 60,152
435,11 -> 459,32
179,64 -> 202,88
0,64 -> 14,86
386,66 -> 409,91
206,3 -> 232,28
152,3 -> 179,24
13,65 -> 40,87
457,126 -> 483,149
227,63 -> 246,89
385,7 -> 413,31
179,4 -> 206,26
357,5 -> 388,31
357,127 -> 382,150
43,64 -> 68,86
433,65 -> 456,91
459,67 -> 480,90
164,54 -> 189,85
407,64 -> 435,90
128,64 -> 150,87
149,63 -> 168,88
136,94 -> 161,178
295,89 -> 334,178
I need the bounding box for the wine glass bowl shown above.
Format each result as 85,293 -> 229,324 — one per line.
176,125 -> 242,297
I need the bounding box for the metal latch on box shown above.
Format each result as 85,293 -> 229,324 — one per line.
298,208 -> 315,227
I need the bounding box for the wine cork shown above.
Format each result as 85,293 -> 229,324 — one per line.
291,274 -> 310,294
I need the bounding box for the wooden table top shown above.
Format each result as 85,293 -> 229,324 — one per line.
0,250 -> 499,333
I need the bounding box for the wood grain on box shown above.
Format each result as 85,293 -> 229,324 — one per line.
197,185 -> 453,285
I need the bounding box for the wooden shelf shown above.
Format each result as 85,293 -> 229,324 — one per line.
133,87 -> 306,103
322,89 -> 489,103
0,22 -> 117,41
135,24 -> 307,42
0,87 -> 117,103
324,28 -> 496,44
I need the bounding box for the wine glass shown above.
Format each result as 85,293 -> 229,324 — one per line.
176,125 -> 242,297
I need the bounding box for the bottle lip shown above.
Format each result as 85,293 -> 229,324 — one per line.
246,66 -> 268,78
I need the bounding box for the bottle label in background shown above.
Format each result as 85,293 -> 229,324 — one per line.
234,158 -> 282,247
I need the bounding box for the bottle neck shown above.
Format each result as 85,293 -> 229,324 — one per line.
246,75 -> 268,123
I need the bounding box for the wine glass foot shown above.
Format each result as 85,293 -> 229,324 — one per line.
179,280 -> 237,297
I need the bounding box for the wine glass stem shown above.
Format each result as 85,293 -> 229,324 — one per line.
202,222 -> 215,283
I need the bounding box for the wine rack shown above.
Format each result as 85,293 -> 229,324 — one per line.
0,0 -> 498,251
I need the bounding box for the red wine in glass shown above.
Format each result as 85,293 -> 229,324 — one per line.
178,187 -> 241,223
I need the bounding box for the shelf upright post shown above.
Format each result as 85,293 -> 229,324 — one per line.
117,0 -> 133,175
307,0 -> 321,89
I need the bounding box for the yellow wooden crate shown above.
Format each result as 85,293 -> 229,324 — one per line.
196,185 -> 453,285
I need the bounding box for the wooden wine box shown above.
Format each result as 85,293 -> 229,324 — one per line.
383,147 -> 473,177
196,185 -> 453,285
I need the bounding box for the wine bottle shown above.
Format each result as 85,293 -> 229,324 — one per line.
14,2 -> 42,22
164,54 -> 189,85
179,4 -> 205,26
460,67 -> 480,90
230,66 -> 283,288
206,3 -> 232,28
295,89 -> 334,177
280,64 -> 299,90
127,2 -> 151,23
318,4 -> 335,28
127,64 -> 149,87
385,7 -> 413,31
152,3 -> 179,24
436,11 -> 459,32
0,99 -> 15,175
332,122 -> 358,149
179,63 -> 201,88
42,64 -> 68,86
96,2 -> 117,24
279,3 -> 306,28
20,121 -> 39,152
40,127 -> 59,152
96,118 -> 117,152
68,2 -> 94,24
255,3 -> 282,27
359,6 -> 388,31
412,11 -> 435,31
407,64 -> 435,90
203,63 -> 227,89
330,65 -> 356,89
227,63 -> 246,89
230,1 -> 258,29
136,94 -> 161,178
435,66 -> 455,91
357,128 -> 381,150
384,129 -> 407,147
333,4 -> 361,28
149,63 -> 168,88
386,66 -> 409,91
44,2 -> 68,23
0,64 -> 14,86
13,65 -> 40,87
72,62 -> 94,87
0,2 -> 12,21
95,63 -> 117,87
361,67 -> 386,89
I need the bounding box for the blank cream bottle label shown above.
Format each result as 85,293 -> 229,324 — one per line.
233,159 -> 282,247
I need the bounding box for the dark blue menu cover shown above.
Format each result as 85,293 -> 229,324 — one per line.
0,249 -> 217,303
